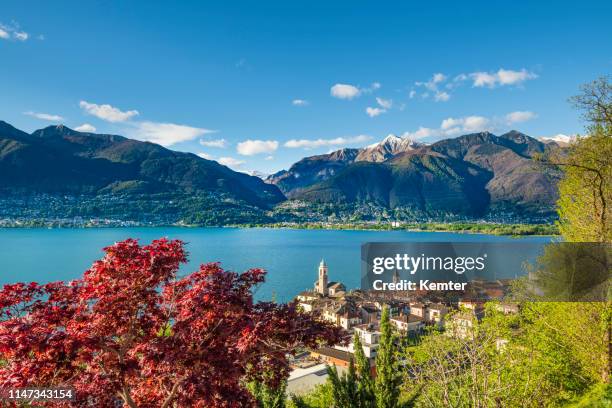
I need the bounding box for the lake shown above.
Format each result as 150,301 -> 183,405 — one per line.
0,228 -> 552,302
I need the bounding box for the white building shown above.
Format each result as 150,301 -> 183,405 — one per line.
426,303 -> 448,326
390,314 -> 425,333
445,311 -> 476,339
353,324 -> 381,358
409,302 -> 427,318
323,302 -> 361,330
295,290 -> 321,312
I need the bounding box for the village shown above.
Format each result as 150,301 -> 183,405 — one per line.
287,259 -> 519,395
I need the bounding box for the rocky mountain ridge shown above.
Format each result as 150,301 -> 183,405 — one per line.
267,130 -> 563,219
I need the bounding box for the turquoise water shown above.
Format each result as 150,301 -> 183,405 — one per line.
0,228 -> 551,302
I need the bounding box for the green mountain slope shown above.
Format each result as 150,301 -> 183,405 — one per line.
0,121 -> 285,209
282,131 -> 562,219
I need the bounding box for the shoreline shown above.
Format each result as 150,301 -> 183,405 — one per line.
0,221 -> 559,236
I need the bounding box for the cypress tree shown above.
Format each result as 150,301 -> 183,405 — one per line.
327,361 -> 359,407
374,306 -> 401,408
353,332 -> 375,407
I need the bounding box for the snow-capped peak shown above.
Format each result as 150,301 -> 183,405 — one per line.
383,133 -> 401,142
356,133 -> 420,162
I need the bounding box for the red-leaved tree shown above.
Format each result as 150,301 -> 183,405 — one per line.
0,239 -> 342,407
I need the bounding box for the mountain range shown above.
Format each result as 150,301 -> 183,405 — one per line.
0,121 -> 284,208
267,130 -> 564,219
0,120 -> 564,224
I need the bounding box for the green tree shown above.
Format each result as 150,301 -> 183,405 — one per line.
287,395 -> 310,408
374,306 -> 401,408
570,76 -> 612,134
405,304 -> 593,407
248,379 -> 287,408
550,76 -> 611,384
556,76 -> 612,242
556,133 -> 612,242
353,333 -> 376,407
520,76 -> 612,399
289,383 -> 334,408
327,362 -> 360,408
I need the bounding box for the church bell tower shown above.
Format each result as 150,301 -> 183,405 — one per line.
317,259 -> 328,296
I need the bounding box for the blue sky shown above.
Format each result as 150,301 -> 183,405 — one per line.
1,1 -> 611,174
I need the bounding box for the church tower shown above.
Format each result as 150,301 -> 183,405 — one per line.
393,269 -> 400,284
316,259 -> 328,296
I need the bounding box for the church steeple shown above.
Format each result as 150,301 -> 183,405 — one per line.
393,269 -> 400,284
316,259 -> 329,296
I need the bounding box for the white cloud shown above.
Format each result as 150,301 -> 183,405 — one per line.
432,73 -> 446,83
405,116 -> 490,140
199,138 -> 227,148
440,117 -> 461,131
376,97 -> 393,109
468,69 -> 537,88
362,82 -> 381,94
540,134 -> 575,144
292,99 -> 309,106
462,116 -> 490,132
415,73 -> 452,101
402,110 -> 536,141
14,31 -> 28,41
265,155 -> 274,160
75,123 -> 96,132
411,69 -> 537,101
236,139 -> 279,156
79,100 -> 139,123
505,111 -> 537,124
470,72 -> 498,88
497,69 -> 537,85
218,157 -> 245,168
440,116 -> 490,134
23,111 -> 63,121
126,121 -> 215,147
0,22 -> 30,41
330,83 -> 361,100
285,134 -> 371,149
416,73 -> 447,92
400,124 -> 488,141
197,152 -> 214,160
434,91 -> 450,102
401,127 -> 438,140
330,82 -> 381,100
366,97 -> 394,116
366,107 -> 386,117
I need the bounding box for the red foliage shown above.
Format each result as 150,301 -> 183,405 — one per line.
0,239 -> 342,407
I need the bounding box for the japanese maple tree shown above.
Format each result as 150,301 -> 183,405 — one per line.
0,238 -> 342,407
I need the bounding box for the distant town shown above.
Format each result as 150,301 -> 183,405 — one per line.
287,259 -> 519,395
0,194 -> 558,237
